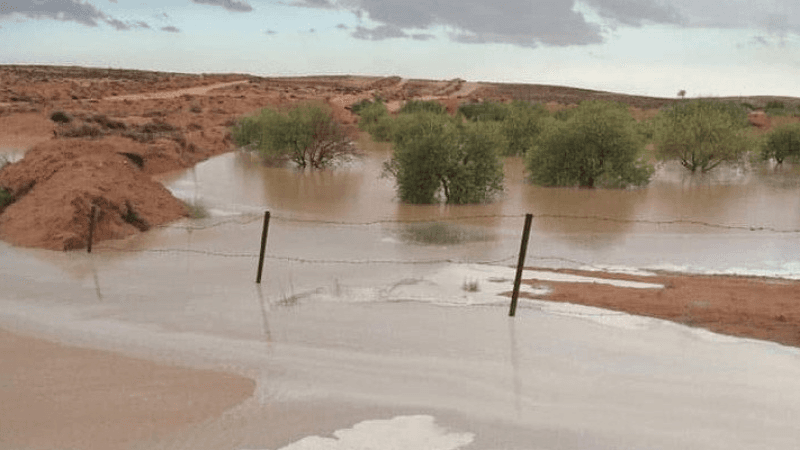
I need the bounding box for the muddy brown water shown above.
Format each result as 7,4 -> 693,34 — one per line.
154,133 -> 800,278
3,135 -> 800,449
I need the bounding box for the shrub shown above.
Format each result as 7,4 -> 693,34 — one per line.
355,100 -> 394,142
654,100 -> 752,172
231,103 -> 353,169
761,123 -> 800,164
50,110 -> 72,124
458,101 -> 510,122
501,101 -> 549,155
57,123 -> 104,138
0,187 -> 11,211
526,101 -> 653,188
399,100 -> 447,115
384,112 -> 504,204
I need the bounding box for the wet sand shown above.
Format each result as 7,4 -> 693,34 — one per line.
519,268 -> 800,348
0,329 -> 255,450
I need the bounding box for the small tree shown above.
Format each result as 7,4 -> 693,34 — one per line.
762,123 -> 800,164
385,112 -> 504,204
231,104 -> 353,169
354,100 -> 394,142
654,100 -> 751,173
458,101 -> 510,122
399,100 -> 447,115
500,101 -> 549,156
526,101 -> 652,188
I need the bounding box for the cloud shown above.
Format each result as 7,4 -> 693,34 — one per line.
351,24 -> 407,40
0,0 -> 108,27
265,29 -> 277,34
161,25 -> 180,32
336,23 -> 348,29
295,0 -> 605,46
0,0 -> 152,30
411,33 -> 434,40
190,0 -> 253,12
581,0 -> 686,27
291,0 -> 800,47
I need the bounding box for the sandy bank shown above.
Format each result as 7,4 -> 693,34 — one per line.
0,328 -> 254,450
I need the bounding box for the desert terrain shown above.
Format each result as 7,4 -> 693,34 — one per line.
2,65 -> 800,449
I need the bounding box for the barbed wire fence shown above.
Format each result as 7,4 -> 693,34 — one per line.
95,210 -> 800,264
88,210 -> 800,315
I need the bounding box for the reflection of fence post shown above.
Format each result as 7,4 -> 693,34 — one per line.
87,205 -> 97,253
509,213 -> 533,317
256,211 -> 271,284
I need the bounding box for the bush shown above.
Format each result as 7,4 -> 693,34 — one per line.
231,103 -> 353,169
384,112 -> 504,204
526,101 -> 652,188
761,123 -> 800,164
399,100 -> 447,115
0,187 -> 10,211
355,100 -> 394,142
501,101 -> 549,155
50,110 -> 72,124
458,101 -> 510,122
654,100 -> 751,172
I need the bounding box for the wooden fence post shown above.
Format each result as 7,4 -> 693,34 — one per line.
509,213 -> 533,317
87,205 -> 97,253
256,211 -> 271,283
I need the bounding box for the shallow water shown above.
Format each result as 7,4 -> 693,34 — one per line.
3,135 -> 800,449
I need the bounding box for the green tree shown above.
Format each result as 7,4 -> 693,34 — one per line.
501,101 -> 549,155
399,100 -> 447,115
231,104 -> 353,169
458,101 -> 510,122
526,101 -> 652,188
654,100 -> 751,172
761,123 -> 800,164
355,100 -> 394,142
385,112 -> 504,204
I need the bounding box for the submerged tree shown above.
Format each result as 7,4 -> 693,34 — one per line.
231,103 -> 354,169
761,123 -> 800,164
384,112 -> 504,204
654,100 -> 752,173
526,100 -> 653,188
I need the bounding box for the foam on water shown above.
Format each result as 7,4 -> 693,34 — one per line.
243,415 -> 474,450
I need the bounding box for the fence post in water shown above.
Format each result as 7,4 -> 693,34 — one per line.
509,213 -> 533,317
256,211 -> 271,284
87,205 -> 97,253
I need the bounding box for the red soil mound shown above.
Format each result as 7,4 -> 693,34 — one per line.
0,137 -> 188,250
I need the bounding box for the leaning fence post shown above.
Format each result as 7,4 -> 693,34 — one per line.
509,213 -> 533,317
256,211 -> 271,284
87,205 -> 97,253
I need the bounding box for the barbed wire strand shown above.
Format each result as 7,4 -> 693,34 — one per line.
150,211 -> 800,233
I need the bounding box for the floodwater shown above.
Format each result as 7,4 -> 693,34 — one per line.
2,136 -> 800,449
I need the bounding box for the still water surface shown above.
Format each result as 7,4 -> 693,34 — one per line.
158,133 -> 800,278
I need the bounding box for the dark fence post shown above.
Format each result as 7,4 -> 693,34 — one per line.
87,205 -> 97,253
256,211 -> 271,284
509,213 -> 533,317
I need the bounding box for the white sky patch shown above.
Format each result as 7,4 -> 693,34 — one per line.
246,415 -> 474,450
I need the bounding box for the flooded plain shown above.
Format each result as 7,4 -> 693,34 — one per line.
3,136 -> 800,449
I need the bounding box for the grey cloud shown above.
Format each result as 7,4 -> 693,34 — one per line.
134,20 -> 150,28
352,24 -> 408,40
336,23 -> 348,29
190,0 -> 253,12
161,25 -> 180,32
105,16 -> 130,30
581,0 -> 685,27
293,0 -> 337,8
664,0 -> 800,35
297,0 -> 605,46
411,33 -> 434,40
1,0 -> 108,27
265,29 -> 277,34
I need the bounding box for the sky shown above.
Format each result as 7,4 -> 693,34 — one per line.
1,0 -> 799,98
